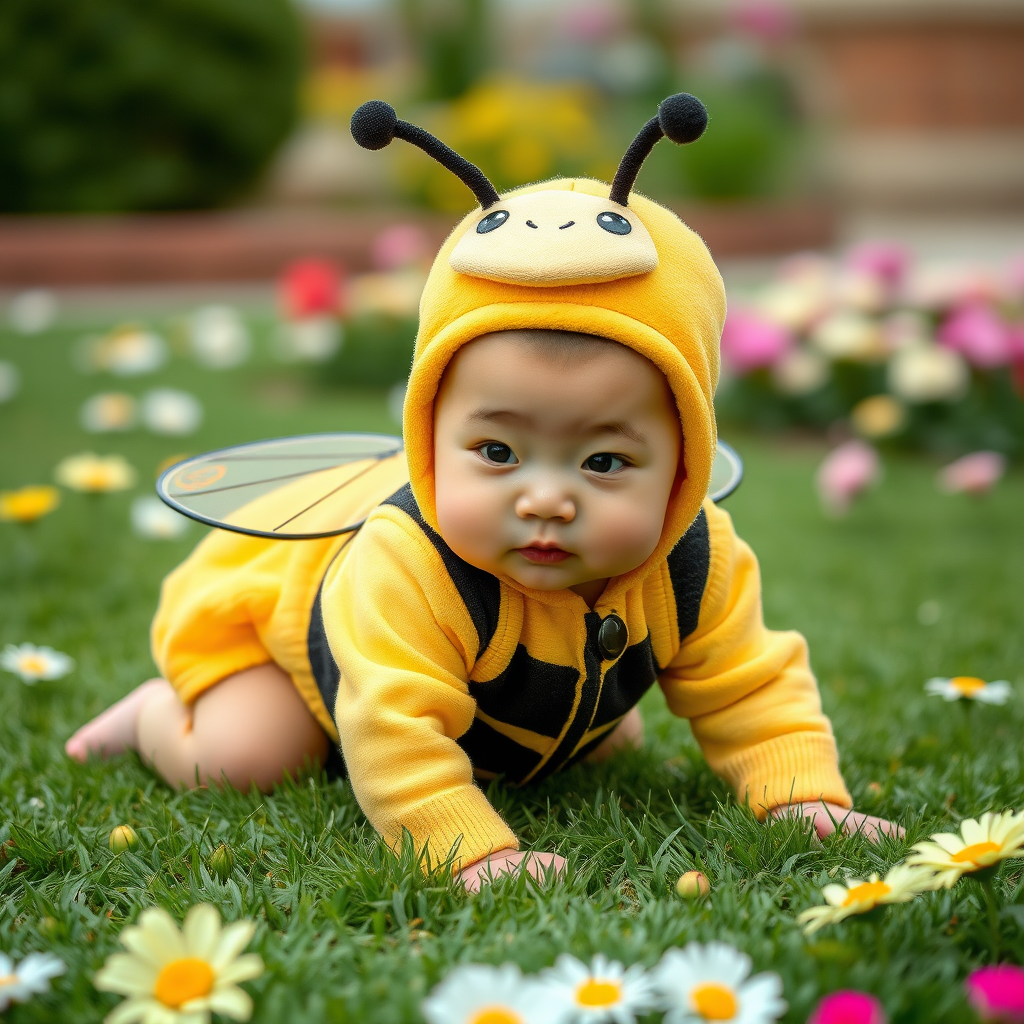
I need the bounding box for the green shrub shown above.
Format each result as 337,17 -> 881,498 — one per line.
0,0 -> 304,212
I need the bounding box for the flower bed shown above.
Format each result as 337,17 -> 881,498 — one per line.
717,245 -> 1024,458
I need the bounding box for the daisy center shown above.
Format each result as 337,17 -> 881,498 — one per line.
691,982 -> 739,1020
843,881 -> 890,907
0,975 -> 20,988
153,958 -> 215,1008
951,676 -> 986,696
576,979 -> 622,1008
468,1007 -> 523,1024
19,656 -> 46,675
951,841 -> 1001,865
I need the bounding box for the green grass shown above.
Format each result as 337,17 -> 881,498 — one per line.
1,309 -> 1023,1023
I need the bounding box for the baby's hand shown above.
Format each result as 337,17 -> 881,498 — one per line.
770,800 -> 905,843
455,848 -> 566,893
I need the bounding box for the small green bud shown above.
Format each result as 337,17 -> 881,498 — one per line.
210,843 -> 235,881
675,870 -> 710,899
109,825 -> 138,854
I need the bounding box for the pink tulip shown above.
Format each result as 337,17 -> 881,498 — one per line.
846,242 -> 910,290
371,224 -> 430,271
816,440 -> 880,516
732,0 -> 796,41
721,309 -> 793,374
939,451 -> 1007,495
938,304 -> 1013,368
965,965 -> 1024,1023
280,259 -> 344,320
808,991 -> 887,1024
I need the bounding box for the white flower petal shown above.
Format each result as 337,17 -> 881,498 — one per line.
209,920 -> 257,973
182,905 -> 222,961
104,996 -> 162,1024
94,953 -> 160,996
206,986 -> 253,1021
216,955 -> 264,986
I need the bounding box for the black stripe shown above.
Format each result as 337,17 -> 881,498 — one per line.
530,611 -> 604,782
307,579 -> 347,778
382,484 -> 502,659
589,634 -> 658,729
457,718 -> 543,782
666,507 -> 711,643
470,646 -> 577,737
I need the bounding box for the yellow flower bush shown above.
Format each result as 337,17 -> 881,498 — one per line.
0,485 -> 60,523
399,77 -> 613,211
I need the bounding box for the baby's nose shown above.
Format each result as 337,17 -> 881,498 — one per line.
515,487 -> 576,522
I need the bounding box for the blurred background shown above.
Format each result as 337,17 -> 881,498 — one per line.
1,0 -> 1023,508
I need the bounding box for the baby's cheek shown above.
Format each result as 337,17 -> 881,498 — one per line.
592,498 -> 664,569
435,479 -> 505,567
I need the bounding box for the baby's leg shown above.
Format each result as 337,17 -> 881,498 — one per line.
586,706 -> 644,762
65,664 -> 329,791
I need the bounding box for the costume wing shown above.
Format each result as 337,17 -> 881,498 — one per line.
708,439 -> 743,503
156,433 -> 408,539
157,432 -> 743,540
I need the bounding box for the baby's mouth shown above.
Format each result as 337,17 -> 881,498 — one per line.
517,542 -> 571,564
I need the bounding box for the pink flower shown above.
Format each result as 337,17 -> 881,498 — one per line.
965,964 -> 1024,1023
721,309 -> 793,373
279,259 -> 344,320
731,0 -> 796,41
939,451 -> 1007,495
816,440 -> 880,516
371,224 -> 430,271
808,991 -> 887,1024
846,242 -> 910,290
938,304 -> 1013,368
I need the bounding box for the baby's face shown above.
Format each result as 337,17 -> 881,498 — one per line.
433,331 -> 681,597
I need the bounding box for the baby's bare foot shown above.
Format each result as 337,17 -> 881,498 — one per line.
65,678 -> 172,762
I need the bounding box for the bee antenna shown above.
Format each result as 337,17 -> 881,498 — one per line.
350,100 -> 501,210
608,93 -> 708,207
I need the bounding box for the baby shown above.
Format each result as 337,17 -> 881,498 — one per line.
67,97 -> 899,890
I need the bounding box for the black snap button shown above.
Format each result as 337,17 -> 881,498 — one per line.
598,613 -> 627,660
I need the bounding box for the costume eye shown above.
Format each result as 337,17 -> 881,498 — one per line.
480,442 -> 517,465
596,211 -> 632,235
476,209 -> 509,234
584,453 -> 626,474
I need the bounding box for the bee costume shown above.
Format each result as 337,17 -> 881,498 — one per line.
154,95 -> 852,868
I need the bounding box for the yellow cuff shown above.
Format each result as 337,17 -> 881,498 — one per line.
381,785 -> 519,872
719,732 -> 853,821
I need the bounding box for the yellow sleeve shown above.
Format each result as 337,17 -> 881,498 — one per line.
658,501 -> 852,818
321,509 -> 518,871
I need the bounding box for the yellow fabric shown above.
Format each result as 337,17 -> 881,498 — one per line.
314,498 -> 850,869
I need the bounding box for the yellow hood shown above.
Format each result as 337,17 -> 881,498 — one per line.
403,177 -> 726,582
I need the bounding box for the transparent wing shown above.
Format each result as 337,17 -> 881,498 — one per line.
156,433 -> 408,539
708,440 -> 743,503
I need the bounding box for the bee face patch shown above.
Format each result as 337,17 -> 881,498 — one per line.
448,190 -> 658,287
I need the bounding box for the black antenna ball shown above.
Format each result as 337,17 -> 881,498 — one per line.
350,100 -> 398,151
658,93 -> 708,145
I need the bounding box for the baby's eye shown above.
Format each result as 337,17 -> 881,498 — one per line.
584,453 -> 626,474
479,442 -> 518,465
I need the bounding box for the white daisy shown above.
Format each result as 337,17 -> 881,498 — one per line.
924,676 -> 1012,705
796,865 -> 932,935
651,942 -> 785,1024
190,306 -> 251,370
906,810 -> 1024,888
55,452 -> 136,493
0,951 -> 66,1010
422,963 -> 559,1024
131,497 -> 189,540
141,390 -> 203,437
1,643 -> 75,684
94,903 -> 263,1024
540,953 -> 658,1024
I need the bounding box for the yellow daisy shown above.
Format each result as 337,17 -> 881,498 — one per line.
797,865 -> 931,935
0,485 -> 60,523
906,810 -> 1024,887
55,452 -> 136,493
94,904 -> 263,1024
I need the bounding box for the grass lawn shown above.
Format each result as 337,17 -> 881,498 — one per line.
1,307 -> 1022,1023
